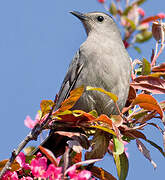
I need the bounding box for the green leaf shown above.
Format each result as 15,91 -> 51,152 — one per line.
122,6 -> 133,16
134,46 -> 141,53
136,0 -> 147,6
109,2 -> 117,16
86,86 -> 118,102
90,125 -> 116,136
132,110 -> 148,120
122,16 -> 136,30
113,136 -> 124,155
113,152 -> 129,180
135,31 -> 152,43
56,110 -> 73,116
142,58 -> 151,75
88,110 -> 98,118
136,67 -> 142,75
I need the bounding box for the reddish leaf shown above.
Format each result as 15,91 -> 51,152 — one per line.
55,131 -> 89,150
82,112 -> 97,122
163,132 -> 165,152
140,15 -> 162,24
55,111 -> 96,127
125,86 -> 136,107
110,115 -> 123,127
145,139 -> 165,157
132,110 -> 157,124
152,63 -> 165,72
71,152 -> 82,164
39,146 -> 58,166
40,100 -> 54,116
124,130 -> 165,157
148,122 -> 164,134
55,131 -> 81,138
123,130 -> 146,140
85,131 -> 110,159
91,114 -> 121,137
131,75 -> 165,94
89,166 -> 117,180
57,86 -> 84,112
95,114 -> 113,128
136,139 -> 157,169
128,86 -> 136,101
132,94 -> 164,118
0,159 -> 20,172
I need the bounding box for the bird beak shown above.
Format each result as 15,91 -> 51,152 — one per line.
70,11 -> 87,21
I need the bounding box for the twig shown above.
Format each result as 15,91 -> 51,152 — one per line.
0,96 -> 57,178
63,146 -> 70,174
151,43 -> 164,67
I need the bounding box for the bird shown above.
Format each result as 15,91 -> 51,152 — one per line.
36,11 -> 131,157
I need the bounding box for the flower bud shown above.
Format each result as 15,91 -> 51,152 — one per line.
152,21 -> 165,41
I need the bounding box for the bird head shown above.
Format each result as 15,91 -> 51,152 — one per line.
70,11 -> 120,38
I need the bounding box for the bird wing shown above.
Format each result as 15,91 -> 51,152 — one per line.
31,50 -> 84,156
55,49 -> 84,110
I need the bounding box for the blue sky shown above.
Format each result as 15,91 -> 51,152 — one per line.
0,0 -> 164,179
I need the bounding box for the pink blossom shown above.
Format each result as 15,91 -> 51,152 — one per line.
24,116 -> 36,128
30,154 -> 62,179
123,141 -> 129,157
157,12 -> 165,19
36,152 -> 42,159
2,171 -> 18,180
98,0 -> 105,3
121,5 -> 139,26
138,8 -> 145,16
30,156 -> 47,178
44,164 -> 62,180
3,153 -> 92,180
24,113 -> 40,129
67,165 -> 77,179
67,165 -> 93,180
16,152 -> 30,170
77,170 -> 92,180
20,177 -> 33,180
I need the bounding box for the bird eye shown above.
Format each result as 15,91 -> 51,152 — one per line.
97,16 -> 104,22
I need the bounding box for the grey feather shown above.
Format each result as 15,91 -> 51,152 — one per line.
34,11 -> 131,156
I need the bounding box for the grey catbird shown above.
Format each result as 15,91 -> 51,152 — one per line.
37,11 -> 131,156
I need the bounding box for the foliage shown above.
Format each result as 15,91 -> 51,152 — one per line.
0,0 -> 165,179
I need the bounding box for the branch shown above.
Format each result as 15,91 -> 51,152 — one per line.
0,96 -> 57,178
